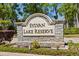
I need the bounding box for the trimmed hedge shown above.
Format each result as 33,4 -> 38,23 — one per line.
64,27 -> 79,34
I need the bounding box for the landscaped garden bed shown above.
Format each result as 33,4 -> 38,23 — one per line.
0,42 -> 79,56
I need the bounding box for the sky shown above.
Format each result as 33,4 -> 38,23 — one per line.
16,4 -> 24,19
16,3 -> 64,20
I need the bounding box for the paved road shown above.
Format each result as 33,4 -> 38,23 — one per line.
64,38 -> 79,43
0,52 -> 40,56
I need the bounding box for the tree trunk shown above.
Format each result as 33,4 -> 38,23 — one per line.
66,20 -> 69,28
76,4 -> 79,28
76,13 -> 79,28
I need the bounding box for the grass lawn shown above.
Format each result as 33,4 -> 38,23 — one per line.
64,34 -> 79,38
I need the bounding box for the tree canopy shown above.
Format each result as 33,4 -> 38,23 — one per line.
0,3 -> 79,27
58,4 -> 77,27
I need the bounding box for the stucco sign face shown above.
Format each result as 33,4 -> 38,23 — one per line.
23,16 -> 55,36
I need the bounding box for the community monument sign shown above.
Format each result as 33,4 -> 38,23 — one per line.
16,13 -> 65,49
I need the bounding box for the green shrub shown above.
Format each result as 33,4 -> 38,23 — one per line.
31,40 -> 40,49
8,25 -> 17,34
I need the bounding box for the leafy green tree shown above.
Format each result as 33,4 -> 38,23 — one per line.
7,4 -> 17,20
0,3 -> 7,20
58,4 -> 77,27
39,3 -> 61,19
51,4 -> 58,19
0,3 -> 17,20
75,3 -> 79,28
24,3 -> 45,14
23,3 -> 49,20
